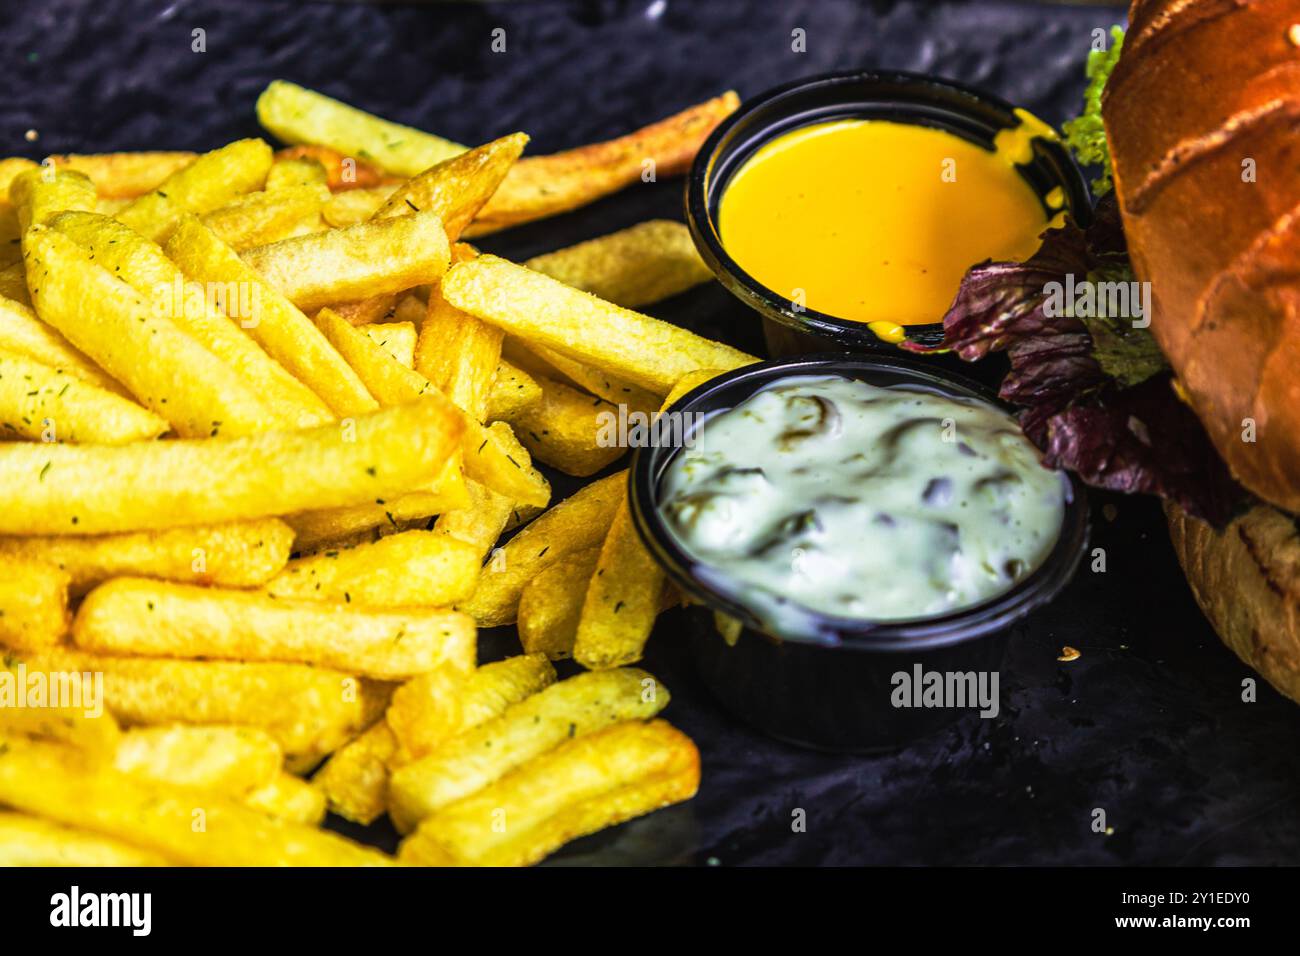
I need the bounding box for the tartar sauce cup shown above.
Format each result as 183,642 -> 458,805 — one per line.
684,70 -> 1091,359
629,354 -> 1089,752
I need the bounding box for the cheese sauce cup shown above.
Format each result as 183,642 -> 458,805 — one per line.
629,354 -> 1089,752
684,71 -> 1090,357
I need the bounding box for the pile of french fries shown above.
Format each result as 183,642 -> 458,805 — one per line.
0,82 -> 755,866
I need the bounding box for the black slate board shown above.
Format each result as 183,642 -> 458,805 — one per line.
5,0 -> 1299,866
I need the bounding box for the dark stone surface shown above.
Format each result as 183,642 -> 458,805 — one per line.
6,0 -> 1299,865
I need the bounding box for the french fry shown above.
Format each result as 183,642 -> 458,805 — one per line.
323,185 -> 397,226
327,294 -> 399,327
243,772 -> 327,825
0,812 -> 173,866
313,306 -> 435,405
257,81 -> 466,178
164,215 -> 378,418
115,138 -> 273,242
241,210 -> 450,313
387,653 -> 556,764
364,321 -> 416,368
113,724 -> 283,795
432,479 -> 513,560
460,470 -> 626,627
0,348 -> 167,443
0,556 -> 70,650
524,220 -> 712,307
417,247 -> 503,422
0,519 -> 293,595
399,719 -> 698,866
46,151 -> 197,199
264,530 -> 480,606
517,547 -> 600,660
442,254 -> 758,393
8,168 -> 97,234
510,373 -> 628,477
311,721 -> 398,825
73,578 -> 477,680
0,664 -> 118,753
200,183 -> 331,250
0,737 -> 394,866
25,224 -> 275,438
387,667 -> 667,830
0,397 -> 462,535
573,369 -> 721,669
284,479 -> 471,552
0,158 -> 39,199
465,92 -> 739,236
273,145 -> 392,191
467,420 -> 552,510
0,293 -> 123,394
374,133 -> 527,241
11,647 -> 385,767
486,359 -> 542,422
507,338 -> 661,416
264,156 -> 329,191
51,209 -> 331,428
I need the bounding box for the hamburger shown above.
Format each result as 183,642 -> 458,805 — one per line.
907,1 -> 1300,701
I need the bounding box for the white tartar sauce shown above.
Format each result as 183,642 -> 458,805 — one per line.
659,375 -> 1067,624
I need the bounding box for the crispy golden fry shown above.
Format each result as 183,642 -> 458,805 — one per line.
0,293 -> 122,394
442,255 -> 757,393
507,338 -> 661,417
51,209 -> 329,428
284,476 -> 471,552
8,168 -> 97,234
400,719 -> 698,866
0,158 -> 39,199
113,724 -> 282,794
461,470 -> 626,627
418,251 -> 503,422
518,547 -> 600,660
73,578 -> 477,680
571,370 -> 720,668
25,224 -> 274,438
164,216 -> 377,417
11,647 -> 384,767
241,210 -> 450,313
46,151 -> 197,198
466,93 -> 738,236
311,721 -> 398,825
388,667 -> 667,830
0,262 -> 29,304
364,321 -> 416,368
524,220 -> 711,307
0,397 -> 462,535
243,772 -> 327,825
0,348 -> 167,443
313,306 -> 434,404
387,654 -> 556,765
258,81 -> 466,178
116,139 -> 273,242
0,520 -> 293,596
265,530 -> 480,606
0,812 -> 173,866
264,156 -> 328,191
0,663 -> 118,753
274,145 -> 393,191
323,185 -> 396,226
375,134 -> 527,241
200,183 -> 330,250
432,479 -> 513,561
467,420 -> 551,510
486,359 -> 542,422
0,737 -> 394,866
0,556 -> 69,650
510,373 -> 627,477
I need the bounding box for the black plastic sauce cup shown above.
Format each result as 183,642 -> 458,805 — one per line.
684,70 -> 1091,359
629,354 -> 1090,752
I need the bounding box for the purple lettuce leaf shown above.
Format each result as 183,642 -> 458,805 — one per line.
902,194 -> 1242,526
